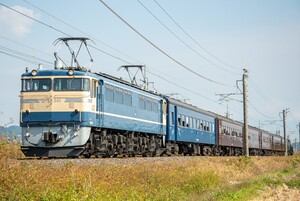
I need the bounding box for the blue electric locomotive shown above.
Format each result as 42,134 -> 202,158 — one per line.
20,68 -> 167,157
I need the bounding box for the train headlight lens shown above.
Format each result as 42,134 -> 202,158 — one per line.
25,132 -> 30,138
68,69 -> 74,76
31,70 -> 37,76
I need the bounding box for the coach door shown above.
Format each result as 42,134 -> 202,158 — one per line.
174,105 -> 178,142
96,80 -> 103,126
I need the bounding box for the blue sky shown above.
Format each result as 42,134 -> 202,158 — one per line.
0,0 -> 300,142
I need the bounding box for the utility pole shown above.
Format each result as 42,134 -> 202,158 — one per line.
215,68 -> 249,156
283,109 -> 288,156
243,69 -> 249,157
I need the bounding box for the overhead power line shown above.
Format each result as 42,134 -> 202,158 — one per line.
89,45 -> 132,64
249,78 -> 283,111
147,69 -> 243,117
98,0 -> 234,87
137,0 -> 239,75
0,35 -> 52,58
22,0 -> 141,65
0,2 -> 135,67
0,45 -> 53,65
248,100 -> 275,120
0,3 -> 71,37
0,49 -> 52,68
154,0 -> 241,71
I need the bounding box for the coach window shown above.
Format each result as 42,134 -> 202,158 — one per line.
105,84 -> 114,102
225,127 -> 228,135
222,126 -> 225,134
124,90 -> 132,106
193,118 -> 197,129
232,130 -> 236,136
115,87 -> 123,104
139,95 -> 146,110
192,117 -> 195,128
203,121 -> 207,131
152,101 -> 158,113
182,115 -> 186,127
146,98 -> 152,111
178,114 -> 182,126
186,116 -> 189,127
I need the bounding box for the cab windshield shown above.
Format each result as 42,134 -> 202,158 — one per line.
54,78 -> 90,91
22,79 -> 51,92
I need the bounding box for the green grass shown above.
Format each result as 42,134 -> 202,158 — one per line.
1,138 -> 299,200
207,166 -> 300,201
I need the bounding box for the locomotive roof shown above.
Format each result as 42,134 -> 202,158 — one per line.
95,71 -> 162,97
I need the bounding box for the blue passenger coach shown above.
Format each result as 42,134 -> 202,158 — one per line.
165,98 -> 217,156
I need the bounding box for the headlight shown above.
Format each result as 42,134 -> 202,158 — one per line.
68,69 -> 74,76
25,132 -> 30,138
31,70 -> 37,76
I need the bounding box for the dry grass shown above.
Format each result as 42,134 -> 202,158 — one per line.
0,138 -> 299,200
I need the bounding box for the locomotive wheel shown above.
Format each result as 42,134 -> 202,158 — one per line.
83,153 -> 91,158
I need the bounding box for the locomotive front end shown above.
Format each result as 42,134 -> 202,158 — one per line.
20,69 -> 96,157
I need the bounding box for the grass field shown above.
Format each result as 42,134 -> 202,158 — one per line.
0,138 -> 299,200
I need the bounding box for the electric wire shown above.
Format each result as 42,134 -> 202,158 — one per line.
0,3 -> 72,37
248,100 -> 275,120
147,69 -> 244,117
89,45 -> 132,64
0,45 -> 53,65
137,0 -> 240,75
153,0 -> 241,71
22,0 -> 142,65
0,50 -> 52,68
249,78 -> 284,111
1,2 -> 135,68
0,35 -> 52,58
98,0 -> 235,87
